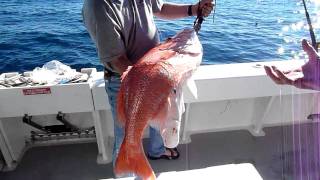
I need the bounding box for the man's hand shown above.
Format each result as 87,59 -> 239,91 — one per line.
192,0 -> 215,17
264,39 -> 320,90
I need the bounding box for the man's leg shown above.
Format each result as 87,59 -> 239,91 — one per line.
105,76 -> 123,166
148,127 -> 166,157
148,127 -> 179,159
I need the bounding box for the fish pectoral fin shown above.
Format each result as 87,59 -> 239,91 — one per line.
120,66 -> 133,81
183,77 -> 198,100
148,119 -> 161,130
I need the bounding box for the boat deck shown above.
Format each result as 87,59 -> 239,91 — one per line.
1,122 -> 319,180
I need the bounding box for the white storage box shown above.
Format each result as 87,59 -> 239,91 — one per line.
0,69 -> 96,118
0,68 -> 97,170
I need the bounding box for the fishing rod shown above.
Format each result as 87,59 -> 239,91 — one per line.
194,0 -> 216,34
302,0 -> 318,51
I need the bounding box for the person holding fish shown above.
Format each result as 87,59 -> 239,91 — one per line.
82,0 -> 215,177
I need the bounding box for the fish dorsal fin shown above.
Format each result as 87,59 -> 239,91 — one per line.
120,66 -> 133,81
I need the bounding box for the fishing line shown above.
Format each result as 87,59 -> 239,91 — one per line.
212,0 -> 217,23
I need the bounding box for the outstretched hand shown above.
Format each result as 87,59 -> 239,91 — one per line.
264,39 -> 320,90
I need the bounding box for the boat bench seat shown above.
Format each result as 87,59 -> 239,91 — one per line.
91,60 -> 316,109
90,60 -> 319,164
184,61 -> 315,103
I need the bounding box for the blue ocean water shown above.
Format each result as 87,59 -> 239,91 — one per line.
0,0 -> 319,73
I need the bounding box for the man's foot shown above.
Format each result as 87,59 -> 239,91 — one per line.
147,148 -> 180,160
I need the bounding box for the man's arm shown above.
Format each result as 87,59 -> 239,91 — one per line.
110,0 -> 214,75
154,0 -> 214,20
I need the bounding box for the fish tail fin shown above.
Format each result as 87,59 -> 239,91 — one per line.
115,140 -> 156,180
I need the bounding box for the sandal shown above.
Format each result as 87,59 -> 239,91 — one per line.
147,147 -> 180,160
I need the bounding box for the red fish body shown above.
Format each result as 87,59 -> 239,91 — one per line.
114,28 -> 203,180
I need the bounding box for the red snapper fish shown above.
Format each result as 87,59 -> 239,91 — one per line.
114,28 -> 203,180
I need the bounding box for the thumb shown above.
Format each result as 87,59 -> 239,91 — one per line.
199,0 -> 213,8
302,39 -> 318,62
